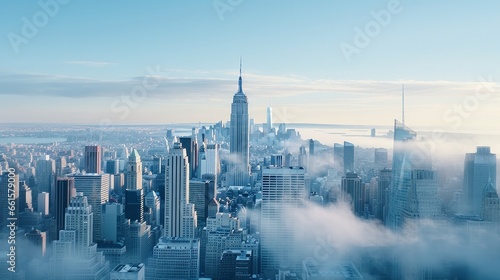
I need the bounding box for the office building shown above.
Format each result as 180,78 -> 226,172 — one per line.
343,141 -> 354,173
144,191 -> 161,227
229,61 -> 250,186
205,213 -> 244,279
341,173 -> 364,217
25,228 -> 47,258
110,263 -> 145,280
218,250 -> 253,280
261,166 -> 306,273
333,143 -> 344,173
55,177 -> 76,239
464,146 -> 496,217
146,237 -> 200,280
50,193 -> 110,279
37,192 -> 49,215
164,142 -> 197,238
102,202 -> 128,243
374,148 -> 388,170
71,173 -> 109,241
106,159 -> 120,175
127,149 -> 143,190
376,169 -> 391,223
84,145 -> 102,173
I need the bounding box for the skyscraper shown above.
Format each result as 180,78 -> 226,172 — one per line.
266,106 -> 273,133
36,156 -> 55,193
71,173 -> 109,241
405,169 -> 444,221
37,192 -> 49,215
260,166 -> 306,273
51,193 -> 110,279
146,237 -> 200,280
125,149 -> 144,223
341,172 -> 365,217
164,142 -> 197,238
376,168 -> 391,223
180,136 -> 196,179
0,171 -> 19,227
333,143 -> 344,172
374,148 -> 388,170
85,145 -> 102,173
229,60 -> 250,186
464,146 -> 496,217
106,159 -> 120,175
343,141 -> 354,173
386,120 -> 419,230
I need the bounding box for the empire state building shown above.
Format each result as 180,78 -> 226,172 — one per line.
229,60 -> 250,186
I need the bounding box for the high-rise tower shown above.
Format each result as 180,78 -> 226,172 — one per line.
229,59 -> 250,186
164,142 -> 197,238
126,149 -> 143,190
84,145 -> 101,174
464,146 -> 496,217
125,149 -> 144,223
266,105 -> 273,133
260,166 -> 306,273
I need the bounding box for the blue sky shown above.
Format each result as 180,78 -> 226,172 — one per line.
1,0 -> 500,132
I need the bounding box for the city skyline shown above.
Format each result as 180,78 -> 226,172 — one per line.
2,2 -> 500,279
1,1 -> 499,132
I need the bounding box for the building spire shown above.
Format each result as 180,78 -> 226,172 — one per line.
238,57 -> 243,93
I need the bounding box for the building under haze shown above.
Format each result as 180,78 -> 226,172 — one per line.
261,166 -> 306,273
266,106 -> 273,133
463,146 -> 496,217
229,61 -> 250,186
343,141 -> 354,173
386,120 -> 418,230
334,143 -> 344,173
51,193 -> 110,280
341,172 -> 364,217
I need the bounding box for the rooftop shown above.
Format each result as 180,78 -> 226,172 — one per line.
112,263 -> 144,273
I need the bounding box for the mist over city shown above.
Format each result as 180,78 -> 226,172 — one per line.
2,1 -> 500,280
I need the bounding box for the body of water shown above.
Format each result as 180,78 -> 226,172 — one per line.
0,137 -> 67,144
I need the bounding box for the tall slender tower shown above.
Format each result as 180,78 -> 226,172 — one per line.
266,105 -> 273,133
55,177 -> 76,240
84,145 -> 101,173
229,59 -> 250,186
126,149 -> 143,190
164,142 -> 197,238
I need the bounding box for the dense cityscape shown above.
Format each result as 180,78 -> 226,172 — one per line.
1,66 -> 500,280
3,1 -> 500,280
